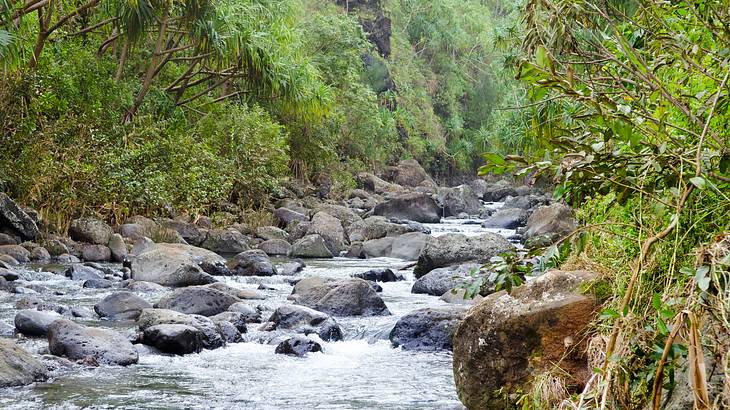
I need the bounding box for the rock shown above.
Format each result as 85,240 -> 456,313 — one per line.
159,220 -> 206,246
285,220 -> 311,242
258,239 -> 291,256
0,254 -> 19,265
80,244 -> 111,262
352,268 -> 403,282
198,259 -> 232,276
438,186 -> 482,217
273,208 -> 309,228
205,283 -> 265,300
65,264 -> 103,281
69,217 -> 112,245
357,172 -> 406,195
136,308 -> 225,350
314,204 -> 362,229
227,249 -> 277,276
227,303 -> 263,323
14,310 -> 62,336
143,324 -> 205,354
373,193 -> 442,223
47,319 -> 138,365
452,270 -> 601,409
412,263 -> 481,296
267,305 -> 342,341
124,280 -> 165,292
389,232 -> 429,260
414,233 -> 514,277
503,194 -> 549,210
216,320 -> 242,343
440,288 -> 484,305
381,159 -> 435,188
524,203 -> 577,243
390,307 -> 467,351
0,233 -> 17,245
210,312 -> 249,333
95,292 -> 153,320
108,234 -> 127,262
306,212 -> 347,255
0,338 -> 47,387
156,286 -> 239,316
55,254 -> 80,264
255,226 -> 290,241
466,179 -> 489,199
0,267 -> 18,281
291,235 -> 333,258
0,193 -> 40,240
362,237 -> 395,258
43,239 -> 69,256
274,336 -> 322,357
0,245 -> 30,263
291,277 -> 390,317
129,243 -> 220,287
83,278 -> 113,289
29,246 -> 51,262
346,216 -> 412,242
200,228 -> 250,254
0,321 -> 13,336
482,180 -> 518,202
482,208 -> 529,229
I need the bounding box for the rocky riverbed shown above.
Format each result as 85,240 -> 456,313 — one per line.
0,160 -> 578,409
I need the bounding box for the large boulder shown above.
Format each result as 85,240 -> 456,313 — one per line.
482,208 -> 529,229
438,186 -> 483,217
267,305 -> 342,342
275,336 -> 322,357
389,232 -> 429,260
503,194 -> 549,210
346,216 -> 411,242
255,226 -> 289,242
0,193 -> 39,240
107,233 -> 127,263
155,286 -> 240,317
381,159 -> 436,188
257,239 -> 291,256
314,204 -> 362,229
64,264 -> 103,281
361,237 -> 395,258
129,243 -> 220,287
273,208 -> 309,228
291,235 -> 333,258
0,245 -> 30,263
159,220 -> 206,246
94,292 -> 153,320
453,270 -> 601,409
14,310 -> 62,336
47,320 -> 138,365
200,228 -> 250,254
373,193 -> 442,223
227,250 -> 277,276
136,308 -> 225,350
69,217 -> 113,245
356,172 -> 406,195
524,203 -> 577,242
0,338 -> 47,387
412,263 -> 481,296
390,307 -> 467,351
414,233 -> 514,277
481,180 -> 518,202
291,277 -> 390,317
80,244 -> 112,262
352,268 -> 403,283
306,212 -> 347,255
142,324 -> 205,355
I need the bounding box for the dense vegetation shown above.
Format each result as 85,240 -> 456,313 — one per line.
0,0 -> 525,225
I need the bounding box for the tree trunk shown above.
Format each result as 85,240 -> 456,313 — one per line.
115,35 -> 129,81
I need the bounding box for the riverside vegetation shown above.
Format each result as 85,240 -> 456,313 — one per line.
1,0 -> 730,409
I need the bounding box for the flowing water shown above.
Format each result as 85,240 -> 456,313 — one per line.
0,205 -> 514,410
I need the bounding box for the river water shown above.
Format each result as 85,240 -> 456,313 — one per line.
0,205 -> 514,410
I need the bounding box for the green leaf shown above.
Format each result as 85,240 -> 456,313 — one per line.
483,152 -> 506,165
600,308 -> 620,320
652,293 -> 662,311
689,176 -> 706,190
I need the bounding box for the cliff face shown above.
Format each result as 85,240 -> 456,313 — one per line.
336,0 -> 391,58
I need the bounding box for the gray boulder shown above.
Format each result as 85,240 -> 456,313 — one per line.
200,228 -> 250,254
414,233 -> 514,277
0,267 -> 18,281
503,194 -> 549,210
0,194 -> 39,240
482,180 -> 518,202
80,244 -> 112,262
47,320 -> 138,365
389,232 -> 429,260
373,193 -> 442,223
160,220 -> 206,246
275,336 -> 322,357
108,233 -> 127,262
156,286 -> 239,316
129,243 -> 220,286
210,311 -> 249,333
362,237 -> 395,258
291,235 -> 333,258
227,303 -> 263,323
412,263 -> 481,296
69,217 -> 113,245
381,159 -> 436,188
267,305 -> 342,341
525,203 -> 577,242
273,208 -> 308,228
137,308 -> 224,350
94,292 -> 152,320
438,185 -> 482,217
0,338 -> 47,387
482,208 -> 529,229
314,204 -> 362,229
258,239 -> 291,256
255,226 -> 289,241
14,310 -> 62,336
227,250 -> 277,276
65,264 -> 103,281
29,246 -> 51,262
143,324 -> 205,355
389,307 -> 467,351
0,245 -> 30,263
352,268 -> 403,283
291,277 -> 390,317
306,212 -> 347,255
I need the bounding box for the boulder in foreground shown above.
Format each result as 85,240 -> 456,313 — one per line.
48,319 -> 138,365
0,338 -> 47,387
414,233 -> 514,277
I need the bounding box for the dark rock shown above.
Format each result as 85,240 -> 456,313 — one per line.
143,324 -> 205,354
0,193 -> 39,240
43,239 -> 69,256
200,228 -> 250,254
83,278 -> 113,289
210,312 -> 248,333
268,305 -> 342,342
291,277 -> 390,317
227,250 -> 277,276
438,186 -> 482,217
0,233 -> 17,245
274,336 -> 322,357
291,234 -> 333,258
352,268 -> 403,282
216,321 -> 242,343
390,307 -> 467,351
137,308 -> 225,350
0,267 -> 18,281
47,319 -> 138,365
14,309 -> 62,336
156,286 -> 239,316
482,208 -> 529,229
160,220 -> 206,246
95,292 -> 153,320
273,208 -> 309,228
69,217 -> 113,245
373,193 -> 442,223
227,303 -> 263,323
414,233 -> 514,277
0,338 -> 48,387
482,180 -> 518,202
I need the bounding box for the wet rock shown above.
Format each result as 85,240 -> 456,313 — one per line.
258,239 -> 291,256
137,308 -> 225,350
524,203 -> 577,245
143,324 -> 205,354
198,259 -> 232,276
227,250 -> 277,276
273,208 -> 309,228
47,319 -> 138,365
0,193 -> 40,241
255,226 -> 290,242
291,234 -> 333,258
306,212 -> 347,255
274,336 -> 322,357
481,180 -> 517,202
227,303 -> 263,323
373,193 -> 442,223
453,270 -> 601,409
389,307 -> 467,351
389,232 -> 429,260
352,268 -> 403,283
267,305 -> 342,341
0,267 -> 18,281
200,228 -> 250,254
210,312 -> 249,333
83,278 -> 113,289
216,320 -> 243,343
69,217 -> 113,245
482,208 -> 529,229
205,283 -> 265,300
55,254 -> 80,264
108,233 -> 127,262
71,307 -> 95,318
412,264 -> 481,296
0,338 -> 48,387
14,309 -> 62,336
95,292 -> 153,320
124,280 -> 165,292
80,244 -> 112,262
503,194 -> 549,210
362,237 -> 394,258
65,264 -> 103,281
414,233 -> 514,277
29,246 -> 51,262
129,243 -> 220,287
438,186 -> 482,217
291,277 -> 390,317
156,286 -> 239,317
0,245 -> 30,263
